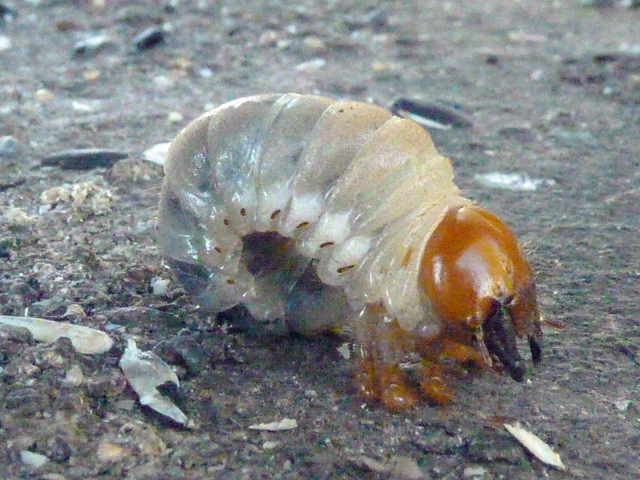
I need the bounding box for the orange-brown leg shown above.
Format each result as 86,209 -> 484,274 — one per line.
377,364 -> 419,411
417,362 -> 453,405
414,338 -> 486,404
440,339 -> 485,366
351,303 -> 419,411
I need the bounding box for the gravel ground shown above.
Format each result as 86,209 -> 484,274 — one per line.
1,1 -> 639,479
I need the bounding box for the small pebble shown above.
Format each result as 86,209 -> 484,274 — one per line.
167,111 -> 183,123
133,26 -> 165,50
153,75 -> 174,90
296,58 -> 326,72
20,450 -> 50,468
507,31 -> 547,43
64,304 -> 87,318
34,89 -> 54,102
530,69 -> 544,81
614,399 -> 631,411
41,474 -> 69,480
63,365 -> 84,387
0,135 -> 20,157
463,465 -> 488,478
302,36 -> 326,52
41,148 -> 128,170
475,172 -> 556,191
0,34 -> 11,52
83,69 -> 101,81
73,35 -> 116,58
391,98 -> 473,130
96,442 -> 128,463
150,278 -> 169,295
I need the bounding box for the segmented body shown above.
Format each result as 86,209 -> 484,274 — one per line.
158,93 -> 542,410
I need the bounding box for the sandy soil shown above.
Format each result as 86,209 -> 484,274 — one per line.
1,1 -> 639,479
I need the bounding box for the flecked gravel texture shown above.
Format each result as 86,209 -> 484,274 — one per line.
1,1 -> 639,479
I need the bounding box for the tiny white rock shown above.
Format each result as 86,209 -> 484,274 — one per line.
63,365 -> 84,387
614,399 -> 631,411
504,423 -> 566,471
249,418 -> 298,431
463,465 -> 487,478
475,172 -> 556,191
295,58 -> 326,72
336,342 -> 351,360
150,278 -> 170,295
20,450 -> 50,468
0,35 -> 11,52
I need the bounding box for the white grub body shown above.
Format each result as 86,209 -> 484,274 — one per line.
158,93 -> 472,336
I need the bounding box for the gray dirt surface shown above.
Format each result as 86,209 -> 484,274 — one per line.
1,1 -> 639,479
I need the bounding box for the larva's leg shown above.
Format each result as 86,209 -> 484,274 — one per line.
416,362 -> 453,405
352,303 -> 419,411
415,337 -> 487,405
440,339 -> 485,365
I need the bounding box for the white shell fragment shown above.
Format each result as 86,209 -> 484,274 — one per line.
475,172 -> 556,191
504,423 -> 566,470
0,315 -> 114,354
336,342 -> 351,360
248,418 -> 298,431
143,142 -> 171,166
119,339 -> 188,426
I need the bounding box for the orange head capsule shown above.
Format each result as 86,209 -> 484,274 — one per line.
418,205 -> 542,381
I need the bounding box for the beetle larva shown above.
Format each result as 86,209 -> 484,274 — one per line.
158,93 -> 543,411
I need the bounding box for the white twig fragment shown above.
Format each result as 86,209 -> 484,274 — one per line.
504,423 -> 566,470
249,418 -> 298,431
0,315 -> 113,354
119,339 -> 188,426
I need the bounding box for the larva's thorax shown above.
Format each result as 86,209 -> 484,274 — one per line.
158,93 -> 543,410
